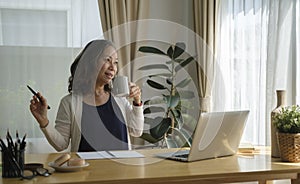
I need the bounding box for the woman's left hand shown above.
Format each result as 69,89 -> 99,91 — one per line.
129,82 -> 141,105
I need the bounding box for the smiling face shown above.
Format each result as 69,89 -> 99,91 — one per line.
96,46 -> 118,86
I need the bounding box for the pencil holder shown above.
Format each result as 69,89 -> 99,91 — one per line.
1,149 -> 25,178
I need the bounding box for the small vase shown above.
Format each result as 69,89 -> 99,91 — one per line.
271,90 -> 287,158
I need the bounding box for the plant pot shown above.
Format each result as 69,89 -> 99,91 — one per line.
277,132 -> 300,162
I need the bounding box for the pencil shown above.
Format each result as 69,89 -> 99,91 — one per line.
27,85 -> 50,109
20,134 -> 27,150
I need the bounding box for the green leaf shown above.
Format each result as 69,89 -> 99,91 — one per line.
176,78 -> 192,88
175,56 -> 195,72
139,46 -> 166,55
167,45 -> 174,59
173,42 -> 185,59
170,109 -> 183,128
174,58 -> 185,63
143,100 -> 150,105
149,73 -> 172,78
166,78 -> 172,85
143,106 -> 165,114
138,64 -> 169,71
148,76 -> 170,84
164,94 -> 180,108
147,79 -> 167,90
181,56 -> 195,67
140,133 -> 162,144
144,97 -> 166,105
166,59 -> 184,65
170,95 -> 180,108
150,117 -> 172,139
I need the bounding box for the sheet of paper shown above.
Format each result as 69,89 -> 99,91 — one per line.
109,150 -> 145,158
77,151 -> 144,160
77,151 -> 113,159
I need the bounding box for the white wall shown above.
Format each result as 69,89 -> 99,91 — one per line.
148,0 -> 194,30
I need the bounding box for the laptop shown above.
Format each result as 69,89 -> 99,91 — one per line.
155,110 -> 250,162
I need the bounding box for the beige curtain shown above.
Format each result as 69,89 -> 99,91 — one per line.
98,0 -> 149,79
192,0 -> 219,112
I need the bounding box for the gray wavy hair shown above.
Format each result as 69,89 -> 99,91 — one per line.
68,39 -> 115,94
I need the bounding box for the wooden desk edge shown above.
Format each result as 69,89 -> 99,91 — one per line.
73,172 -> 299,184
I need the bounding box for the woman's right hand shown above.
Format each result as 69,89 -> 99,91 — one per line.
29,92 -> 49,128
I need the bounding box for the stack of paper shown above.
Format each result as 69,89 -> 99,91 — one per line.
77,150 -> 145,160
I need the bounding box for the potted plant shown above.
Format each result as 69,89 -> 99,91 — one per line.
272,105 -> 300,162
137,42 -> 199,148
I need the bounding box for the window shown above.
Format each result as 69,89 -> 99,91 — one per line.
0,0 -> 103,152
216,0 -> 300,146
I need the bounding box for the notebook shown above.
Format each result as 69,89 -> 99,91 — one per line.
155,110 -> 250,162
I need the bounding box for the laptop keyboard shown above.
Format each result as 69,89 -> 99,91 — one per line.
174,153 -> 189,158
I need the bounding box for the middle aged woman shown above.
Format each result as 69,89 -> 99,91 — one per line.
29,39 -> 144,152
